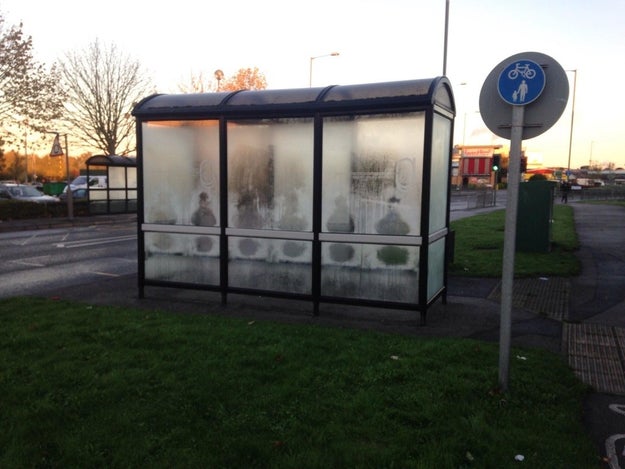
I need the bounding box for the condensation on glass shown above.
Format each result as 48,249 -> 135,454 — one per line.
133,78 -> 455,321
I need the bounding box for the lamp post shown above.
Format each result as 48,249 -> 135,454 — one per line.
309,52 -> 339,87
443,0 -> 450,76
214,69 -> 224,91
590,140 -> 595,168
566,69 -> 577,178
23,123 -> 29,183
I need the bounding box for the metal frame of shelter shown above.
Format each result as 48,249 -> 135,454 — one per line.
85,154 -> 137,214
132,78 -> 455,323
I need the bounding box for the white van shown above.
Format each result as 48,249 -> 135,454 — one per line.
65,175 -> 107,192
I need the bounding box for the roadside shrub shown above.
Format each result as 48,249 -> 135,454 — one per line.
0,200 -> 90,220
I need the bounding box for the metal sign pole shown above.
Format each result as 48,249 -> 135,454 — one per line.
48,132 -> 73,220
480,51 -> 569,392
63,134 -> 73,220
498,104 -> 524,391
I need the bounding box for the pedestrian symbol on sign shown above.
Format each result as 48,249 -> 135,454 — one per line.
498,60 -> 545,106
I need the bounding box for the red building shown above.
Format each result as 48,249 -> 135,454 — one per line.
455,145 -> 503,187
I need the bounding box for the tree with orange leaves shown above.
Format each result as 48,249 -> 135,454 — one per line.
220,67 -> 267,91
179,67 -> 267,93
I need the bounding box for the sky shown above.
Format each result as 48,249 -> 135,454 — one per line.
2,0 -> 624,169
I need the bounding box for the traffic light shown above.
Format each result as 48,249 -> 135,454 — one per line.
520,156 -> 528,172
492,154 -> 500,171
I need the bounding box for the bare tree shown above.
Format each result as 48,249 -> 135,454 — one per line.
60,39 -> 154,155
178,71 -> 215,93
0,15 -> 65,145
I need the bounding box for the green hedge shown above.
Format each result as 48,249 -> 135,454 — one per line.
0,200 -> 90,221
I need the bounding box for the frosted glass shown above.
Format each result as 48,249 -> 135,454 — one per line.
228,237 -> 312,294
429,114 -> 451,233
109,166 -> 126,188
144,232 -> 220,286
142,120 -> 220,226
322,113 -> 425,235
227,118 -> 314,231
321,242 -> 419,302
427,238 -> 445,300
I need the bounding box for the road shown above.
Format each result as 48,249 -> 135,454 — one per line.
0,222 -> 137,299
0,190 -> 504,300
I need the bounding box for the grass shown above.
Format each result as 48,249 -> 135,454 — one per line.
0,297 -> 600,468
449,204 -> 580,277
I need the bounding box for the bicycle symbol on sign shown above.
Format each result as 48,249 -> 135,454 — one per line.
507,63 -> 537,80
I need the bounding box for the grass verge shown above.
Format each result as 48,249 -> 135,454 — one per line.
0,297 -> 600,468
449,204 -> 580,277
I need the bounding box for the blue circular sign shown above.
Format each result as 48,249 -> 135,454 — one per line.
497,59 -> 546,106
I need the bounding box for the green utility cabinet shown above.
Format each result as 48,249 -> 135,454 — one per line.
516,180 -> 556,252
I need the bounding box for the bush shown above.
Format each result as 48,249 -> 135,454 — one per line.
0,200 -> 90,220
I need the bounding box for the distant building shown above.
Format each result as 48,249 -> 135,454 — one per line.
453,145 -> 503,188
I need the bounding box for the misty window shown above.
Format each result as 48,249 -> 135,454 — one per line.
227,118 -> 314,232
142,120 -> 220,226
321,113 -> 425,236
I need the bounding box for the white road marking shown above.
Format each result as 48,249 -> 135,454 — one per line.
605,434 -> 625,469
9,259 -> 46,267
55,234 -> 136,248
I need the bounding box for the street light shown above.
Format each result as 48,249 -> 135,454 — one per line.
214,69 -> 224,91
590,140 -> 595,168
443,0 -> 450,75
566,69 -> 577,177
309,52 -> 339,87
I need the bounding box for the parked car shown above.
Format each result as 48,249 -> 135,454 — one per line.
58,188 -> 88,202
0,183 -> 60,203
63,175 -> 107,193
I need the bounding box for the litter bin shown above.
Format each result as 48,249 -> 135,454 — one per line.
516,180 -> 556,252
43,182 -> 67,196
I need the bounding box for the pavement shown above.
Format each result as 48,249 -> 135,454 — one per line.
1,196 -> 625,466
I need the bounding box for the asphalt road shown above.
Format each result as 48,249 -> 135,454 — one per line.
0,222 -> 137,299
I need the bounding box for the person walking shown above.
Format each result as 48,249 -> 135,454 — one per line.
560,181 -> 571,203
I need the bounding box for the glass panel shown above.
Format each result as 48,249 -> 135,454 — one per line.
228,236 -> 312,294
144,232 -> 220,285
322,113 -> 424,236
109,166 -> 126,188
227,118 -> 314,231
127,168 -> 137,189
427,238 -> 446,300
89,189 -> 107,200
429,114 -> 451,233
321,242 -> 419,302
142,120 -> 220,226
107,189 -> 127,201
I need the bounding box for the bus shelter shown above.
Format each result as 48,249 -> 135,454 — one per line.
132,78 -> 455,322
85,154 -> 137,214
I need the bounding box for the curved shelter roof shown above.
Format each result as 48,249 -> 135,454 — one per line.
86,155 -> 137,167
132,77 -> 455,119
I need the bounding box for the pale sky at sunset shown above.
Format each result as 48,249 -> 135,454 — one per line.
2,0 -> 624,169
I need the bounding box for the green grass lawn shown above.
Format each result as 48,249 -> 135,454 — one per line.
0,297 -> 601,468
449,204 -> 580,277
